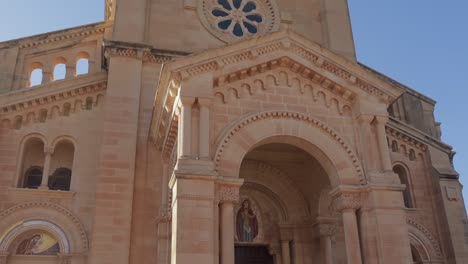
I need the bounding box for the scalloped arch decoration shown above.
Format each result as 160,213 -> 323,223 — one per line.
214,110 -> 365,185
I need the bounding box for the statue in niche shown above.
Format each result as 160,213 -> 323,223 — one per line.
16,233 -> 60,255
236,199 -> 258,242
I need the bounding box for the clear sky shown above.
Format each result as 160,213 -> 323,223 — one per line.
0,1 -> 467,205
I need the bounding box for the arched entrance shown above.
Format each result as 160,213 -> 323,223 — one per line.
213,111 -> 367,264
233,141 -> 340,264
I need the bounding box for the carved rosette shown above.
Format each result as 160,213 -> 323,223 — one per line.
217,185 -> 240,204
333,192 -> 361,212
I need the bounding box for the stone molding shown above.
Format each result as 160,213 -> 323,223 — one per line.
386,125 -> 428,155
0,79 -> 107,129
406,218 -> 443,258
151,31 -> 403,147
0,202 -> 89,252
214,63 -> 353,116
0,22 -> 111,50
214,110 -> 365,183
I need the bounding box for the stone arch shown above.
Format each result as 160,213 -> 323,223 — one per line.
15,133 -> 48,188
214,110 -> 364,187
407,219 -> 443,261
0,202 -> 89,254
0,220 -> 70,254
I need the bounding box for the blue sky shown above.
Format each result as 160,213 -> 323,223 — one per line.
0,1 -> 467,205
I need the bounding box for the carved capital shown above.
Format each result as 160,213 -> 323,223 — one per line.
316,224 -> 336,237
216,184 -> 240,204
156,208 -> 172,223
333,192 -> 361,212
44,146 -> 54,155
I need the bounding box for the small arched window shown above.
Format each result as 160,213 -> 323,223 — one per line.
28,62 -> 44,87
76,52 -> 90,76
393,165 -> 413,208
48,168 -> 71,191
20,137 -> 45,189
23,166 -> 43,189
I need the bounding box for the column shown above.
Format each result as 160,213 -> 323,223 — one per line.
179,97 -> 195,158
334,192 -> 362,264
374,116 -> 392,171
40,147 -> 53,189
198,98 -> 211,159
317,224 -> 335,264
281,241 -> 291,264
0,252 -> 8,264
217,183 -> 241,264
42,69 -> 52,85
220,203 -> 235,264
65,63 -> 76,79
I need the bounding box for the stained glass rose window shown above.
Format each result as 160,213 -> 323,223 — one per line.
198,0 -> 280,42
211,0 -> 264,37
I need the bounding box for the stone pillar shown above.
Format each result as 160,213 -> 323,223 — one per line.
40,147 -> 53,189
179,97 -> 195,158
217,182 -> 241,264
374,116 -> 392,171
334,191 -> 362,264
42,67 -> 52,85
170,173 -> 217,264
279,227 -> 293,264
358,186 -> 413,264
88,46 -> 144,264
198,98 -> 211,160
281,241 -> 291,264
65,63 -> 76,79
0,252 -> 9,264
157,163 -> 171,264
317,223 -> 336,264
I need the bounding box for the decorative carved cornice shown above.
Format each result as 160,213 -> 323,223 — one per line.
0,22 -> 111,50
214,111 -> 365,184
0,79 -> 107,129
386,126 -> 428,152
151,31 -> 403,148
0,202 -> 89,252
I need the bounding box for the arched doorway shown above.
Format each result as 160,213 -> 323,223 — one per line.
234,142 -> 341,264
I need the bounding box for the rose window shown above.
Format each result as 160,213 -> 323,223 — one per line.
211,0 -> 263,37
198,0 -> 280,43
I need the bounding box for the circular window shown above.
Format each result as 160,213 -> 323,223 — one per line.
198,0 -> 280,43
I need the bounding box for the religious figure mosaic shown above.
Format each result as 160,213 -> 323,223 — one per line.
236,199 -> 259,242
15,232 -> 60,256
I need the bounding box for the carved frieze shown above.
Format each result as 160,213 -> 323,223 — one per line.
217,184 -> 241,204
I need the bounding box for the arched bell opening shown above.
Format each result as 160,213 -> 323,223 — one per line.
235,141 -> 341,264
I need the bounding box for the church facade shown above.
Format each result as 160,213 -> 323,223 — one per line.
0,0 -> 466,263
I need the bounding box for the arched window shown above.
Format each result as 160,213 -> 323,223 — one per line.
76,52 -> 90,76
393,165 -> 413,208
49,168 -> 71,191
28,62 -> 44,87
52,58 -> 66,81
50,140 -> 75,191
20,137 -> 45,188
23,166 -> 43,189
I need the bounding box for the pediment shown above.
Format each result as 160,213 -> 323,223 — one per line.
151,30 -> 405,148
